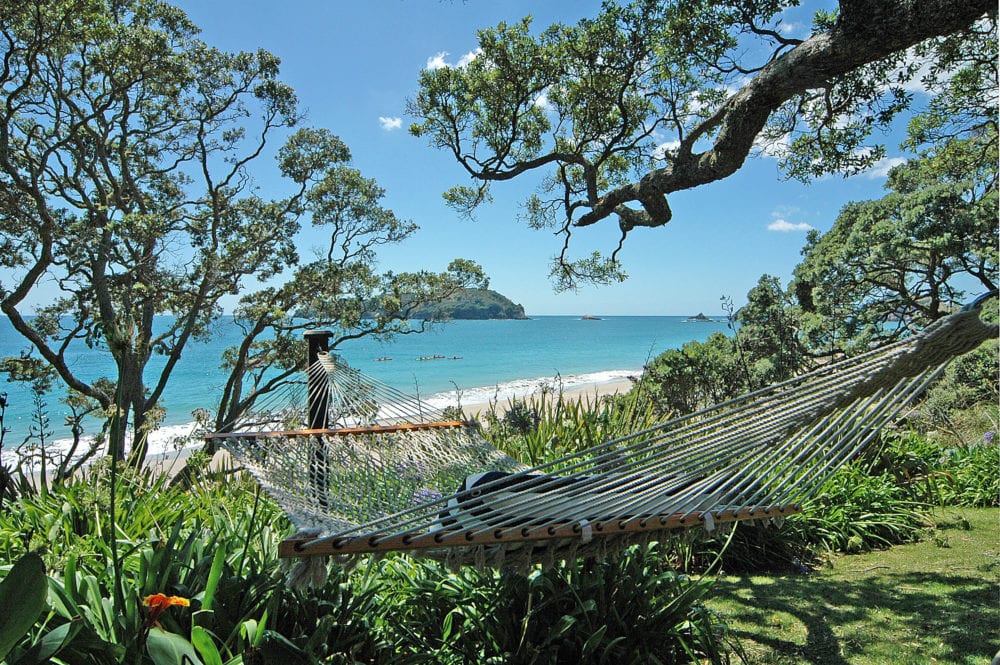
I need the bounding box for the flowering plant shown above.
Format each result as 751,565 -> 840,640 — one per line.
143,593 -> 190,628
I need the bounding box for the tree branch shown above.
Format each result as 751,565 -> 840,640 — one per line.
576,0 -> 992,230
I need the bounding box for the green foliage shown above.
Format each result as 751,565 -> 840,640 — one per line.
871,428 -> 1000,509
678,463 -> 932,574
0,457 -> 734,664
732,276 -> 808,389
0,0 -> 313,460
922,339 -> 999,413
931,442 -> 1000,508
700,423 -> 1000,574
405,288 -> 527,320
793,143 -> 998,348
0,466 -> 293,663
365,545 -> 726,664
0,552 -> 48,660
792,47 -> 997,350
639,333 -> 745,416
640,276 -> 810,417
799,467 -> 929,554
410,0 -> 992,287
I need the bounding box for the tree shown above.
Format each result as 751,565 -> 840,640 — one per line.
640,332 -> 745,415
409,0 -> 995,287
735,275 -> 808,387
0,0 -> 307,462
793,16 -> 998,353
0,1 -> 481,467
641,278 -> 804,416
214,257 -> 486,436
793,145 -> 998,352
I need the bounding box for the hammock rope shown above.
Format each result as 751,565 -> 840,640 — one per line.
208,298 -> 997,567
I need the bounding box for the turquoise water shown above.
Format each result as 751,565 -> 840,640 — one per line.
0,315 -> 730,449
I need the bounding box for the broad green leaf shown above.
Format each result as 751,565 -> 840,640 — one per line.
9,622 -> 74,665
146,627 -> 203,665
191,626 -> 224,665
202,544 -> 227,612
0,552 -> 48,659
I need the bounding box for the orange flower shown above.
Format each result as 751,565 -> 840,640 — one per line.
143,593 -> 190,627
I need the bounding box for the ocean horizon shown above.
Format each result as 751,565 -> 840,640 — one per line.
0,314 -> 731,458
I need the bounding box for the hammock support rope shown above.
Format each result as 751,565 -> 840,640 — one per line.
209,297 -> 997,567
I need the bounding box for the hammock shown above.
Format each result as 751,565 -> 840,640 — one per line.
208,298 -> 997,569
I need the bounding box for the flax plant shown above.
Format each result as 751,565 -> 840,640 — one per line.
480,384 -> 661,467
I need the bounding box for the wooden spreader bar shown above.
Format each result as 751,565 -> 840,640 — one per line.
278,504 -> 802,558
206,420 -> 469,441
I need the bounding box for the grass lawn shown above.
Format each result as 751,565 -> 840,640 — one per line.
705,508 -> 999,664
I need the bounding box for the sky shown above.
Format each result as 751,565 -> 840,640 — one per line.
171,0 -> 917,317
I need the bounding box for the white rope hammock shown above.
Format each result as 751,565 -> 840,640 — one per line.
208,300 -> 997,568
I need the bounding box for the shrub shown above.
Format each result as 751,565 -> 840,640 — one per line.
1,456 -> 735,664
869,428 -> 1000,508
934,441 -> 1000,507
480,387 -> 661,467
365,544 -> 727,664
798,465 -> 930,553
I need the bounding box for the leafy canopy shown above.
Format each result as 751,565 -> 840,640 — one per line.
0,0 -> 484,464
410,0 -> 995,288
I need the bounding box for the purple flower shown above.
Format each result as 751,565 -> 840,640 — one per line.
984,430 -> 996,445
411,487 -> 443,507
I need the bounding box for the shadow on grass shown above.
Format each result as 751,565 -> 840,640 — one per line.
711,569 -> 997,664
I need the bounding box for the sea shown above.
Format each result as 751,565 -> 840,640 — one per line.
0,315 -> 731,458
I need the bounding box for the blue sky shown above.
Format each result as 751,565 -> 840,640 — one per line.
174,0 -> 914,316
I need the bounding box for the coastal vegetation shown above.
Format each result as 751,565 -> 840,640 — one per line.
410,0 -> 993,288
0,0 -> 991,473
0,0 -> 486,468
0,386 -> 996,663
0,1 -> 997,664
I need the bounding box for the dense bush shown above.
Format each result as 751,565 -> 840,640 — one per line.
0,461 -> 730,664
798,466 -> 930,553
363,546 -> 725,664
872,429 -> 1000,508
638,333 -> 746,416
926,341 -> 999,410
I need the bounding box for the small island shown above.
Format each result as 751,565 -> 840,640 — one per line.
409,288 -> 527,320
686,312 -> 715,322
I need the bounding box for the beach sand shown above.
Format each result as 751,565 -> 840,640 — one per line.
459,377 -> 635,418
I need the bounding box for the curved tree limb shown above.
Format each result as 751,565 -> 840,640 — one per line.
576,0 -> 994,230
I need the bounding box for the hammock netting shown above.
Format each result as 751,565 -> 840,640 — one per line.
208,301 -> 996,569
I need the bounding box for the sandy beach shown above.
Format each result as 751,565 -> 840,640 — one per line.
459,377 -> 635,418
